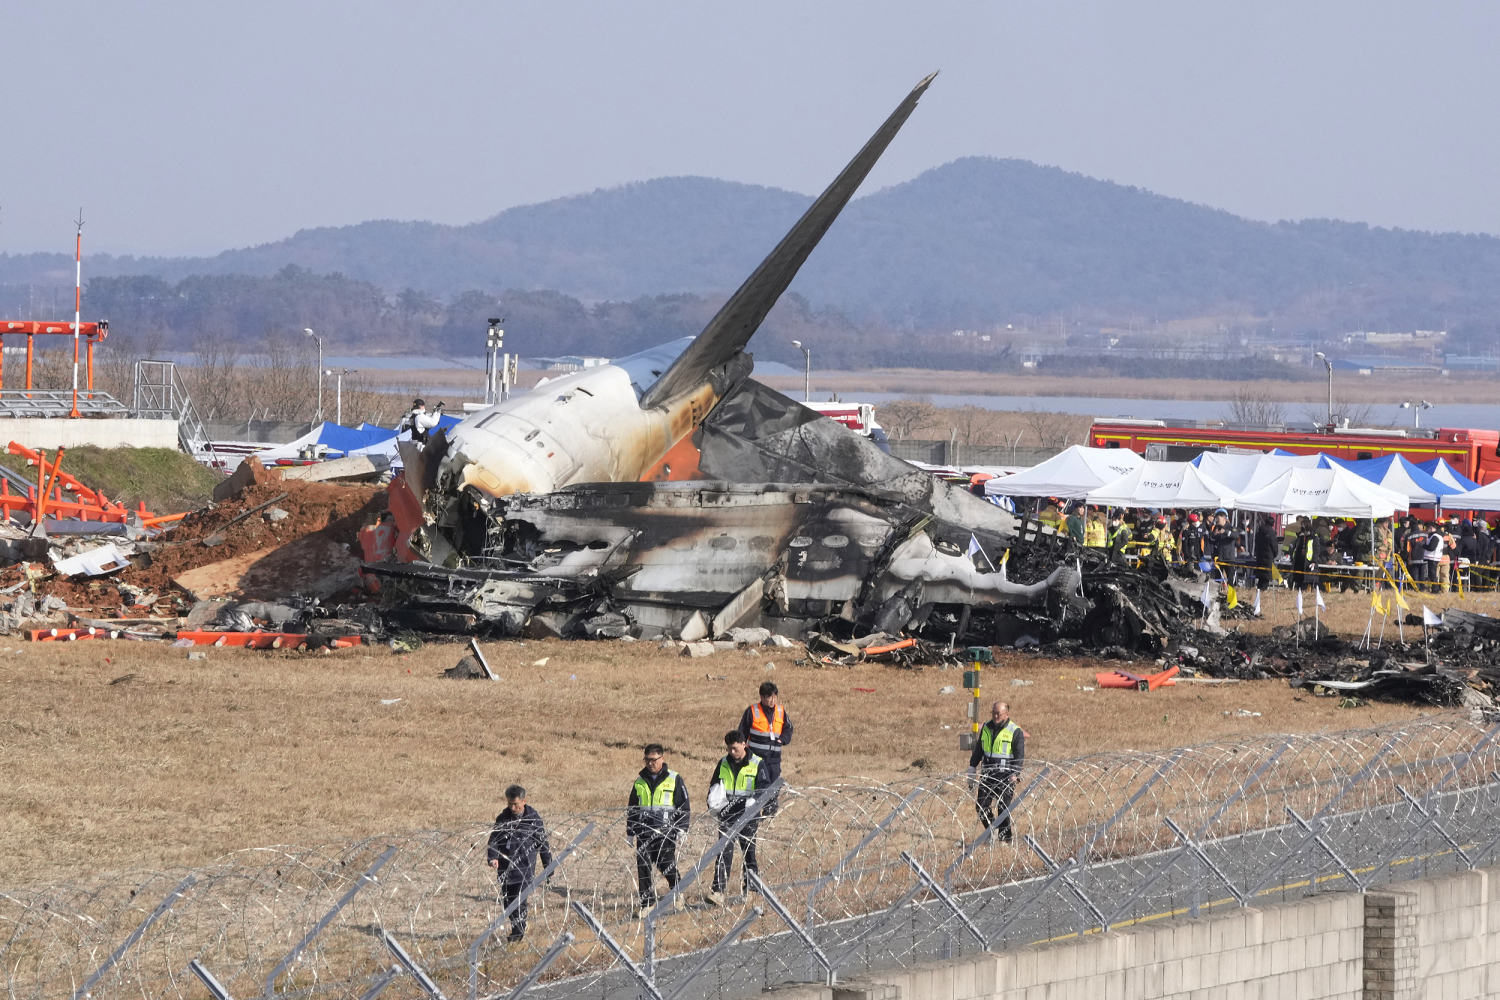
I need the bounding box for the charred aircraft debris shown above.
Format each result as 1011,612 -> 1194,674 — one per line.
359,72 -> 1203,653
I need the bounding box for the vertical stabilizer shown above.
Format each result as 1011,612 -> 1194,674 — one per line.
638,72 -> 937,409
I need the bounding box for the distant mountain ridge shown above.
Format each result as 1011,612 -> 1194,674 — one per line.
5,157 -> 1500,336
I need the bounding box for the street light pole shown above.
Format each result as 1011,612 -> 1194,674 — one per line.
1399,399 -> 1433,429
1314,351 -> 1334,426
304,327 -> 324,423
791,339 -> 811,402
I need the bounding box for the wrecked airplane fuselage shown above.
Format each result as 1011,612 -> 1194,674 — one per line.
371,480 -> 1080,641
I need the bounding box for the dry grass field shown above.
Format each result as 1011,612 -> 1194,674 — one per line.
9,583 -> 1492,889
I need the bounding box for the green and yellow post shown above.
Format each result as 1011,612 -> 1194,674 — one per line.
959,645 -> 993,749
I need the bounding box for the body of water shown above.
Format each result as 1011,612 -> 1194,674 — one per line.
855,392 -> 1500,431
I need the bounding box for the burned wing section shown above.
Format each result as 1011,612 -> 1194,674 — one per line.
369,481 -> 1082,642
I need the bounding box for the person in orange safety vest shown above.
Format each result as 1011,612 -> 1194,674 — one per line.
737,681 -> 792,817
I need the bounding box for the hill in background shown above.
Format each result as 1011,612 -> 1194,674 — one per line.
4,157 -> 1499,366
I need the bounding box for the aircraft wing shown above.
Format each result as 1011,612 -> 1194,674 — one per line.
638,71 -> 937,409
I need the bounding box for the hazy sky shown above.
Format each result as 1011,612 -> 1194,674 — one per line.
6,2 -> 1499,256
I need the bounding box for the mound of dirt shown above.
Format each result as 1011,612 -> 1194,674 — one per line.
1,477 -> 387,615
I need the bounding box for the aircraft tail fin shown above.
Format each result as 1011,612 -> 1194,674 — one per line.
639,72 -> 937,409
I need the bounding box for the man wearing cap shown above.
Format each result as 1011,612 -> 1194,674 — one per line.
1106,512 -> 1131,564
399,398 -> 444,444
1149,515 -> 1174,571
487,784 -> 553,943
1178,513 -> 1204,571
1206,509 -> 1237,582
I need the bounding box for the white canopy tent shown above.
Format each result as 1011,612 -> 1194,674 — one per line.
985,446 -> 1143,499
1232,466 -> 1408,519
1190,452 -> 1319,494
1085,460 -> 1239,509
1448,479 -> 1500,512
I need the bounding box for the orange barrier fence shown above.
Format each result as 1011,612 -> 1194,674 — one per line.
2,440 -> 189,527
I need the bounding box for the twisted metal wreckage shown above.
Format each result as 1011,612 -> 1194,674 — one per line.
363,73 -> 1200,651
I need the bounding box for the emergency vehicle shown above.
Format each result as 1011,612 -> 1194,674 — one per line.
806,401 -> 891,452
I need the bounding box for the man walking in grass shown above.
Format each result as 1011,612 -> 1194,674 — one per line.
627,743 -> 690,914
705,730 -> 763,906
487,784 -> 553,943
967,702 -> 1025,842
738,681 -> 792,816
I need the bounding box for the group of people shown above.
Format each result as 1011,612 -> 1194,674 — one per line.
1034,499 -> 1499,594
486,683 -> 1029,943
1395,514 -> 1499,591
485,682 -> 792,941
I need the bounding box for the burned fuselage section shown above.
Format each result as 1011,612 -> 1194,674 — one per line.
373,480 -> 1080,641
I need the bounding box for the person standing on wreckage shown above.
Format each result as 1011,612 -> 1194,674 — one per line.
738,681 -> 792,817
968,701 -> 1026,842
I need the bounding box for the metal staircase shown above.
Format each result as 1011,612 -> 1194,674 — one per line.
132,360 -> 221,465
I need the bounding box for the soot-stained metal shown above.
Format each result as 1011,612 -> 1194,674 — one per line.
361,74 -> 1202,650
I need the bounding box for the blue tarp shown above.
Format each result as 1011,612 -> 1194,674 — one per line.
311,422 -> 397,456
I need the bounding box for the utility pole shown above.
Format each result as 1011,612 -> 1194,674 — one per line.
326,368 -> 355,425
304,328 -> 324,423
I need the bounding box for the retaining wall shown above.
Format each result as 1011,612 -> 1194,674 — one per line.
767,868 -> 1500,1000
0,417 -> 179,450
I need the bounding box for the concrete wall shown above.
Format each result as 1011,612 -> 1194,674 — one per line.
1403,869 -> 1500,999
766,868 -> 1500,1000
0,418 -> 179,450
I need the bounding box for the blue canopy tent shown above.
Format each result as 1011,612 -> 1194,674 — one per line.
1414,457 -> 1480,492
1316,454 -> 1461,507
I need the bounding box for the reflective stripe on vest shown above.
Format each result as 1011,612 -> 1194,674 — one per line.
747,703 -> 784,756
717,754 -> 761,799
632,770 -> 680,817
980,721 -> 1018,764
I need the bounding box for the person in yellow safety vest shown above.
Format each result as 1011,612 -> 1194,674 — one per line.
627,743 -> 690,913
738,681 -> 792,816
704,731 -> 763,905
1084,508 -> 1107,548
1152,515 -> 1175,563
1037,499 -> 1064,531
1106,513 -> 1132,564
966,701 -> 1026,842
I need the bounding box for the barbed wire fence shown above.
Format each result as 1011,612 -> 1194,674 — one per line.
7,715 -> 1500,999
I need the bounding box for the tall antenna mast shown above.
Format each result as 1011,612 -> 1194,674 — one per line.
70,208 -> 84,417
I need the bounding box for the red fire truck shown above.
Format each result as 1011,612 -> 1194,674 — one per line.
806,401 -> 891,451
1088,419 -> 1500,486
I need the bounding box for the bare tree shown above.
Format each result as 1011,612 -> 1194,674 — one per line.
878,398 -> 937,441
951,404 -> 998,446
1226,391 -> 1286,426
1023,408 -> 1079,450
1302,395 -> 1376,428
